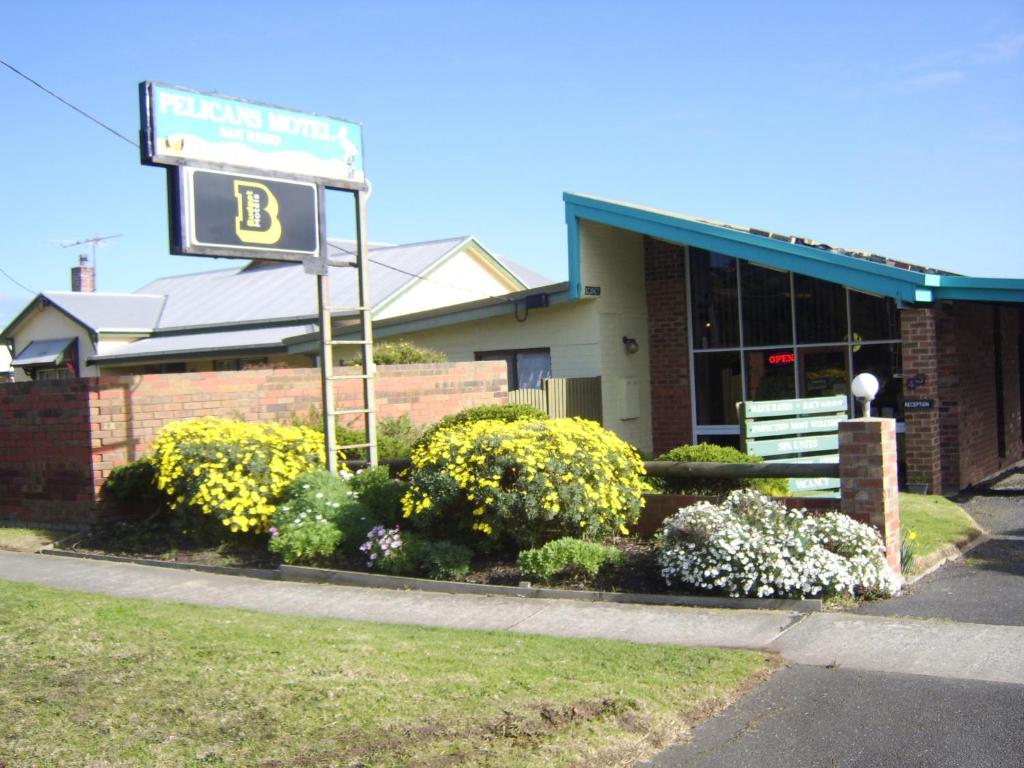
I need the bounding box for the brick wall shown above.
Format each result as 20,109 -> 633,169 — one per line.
1,362 -> 507,528
900,307 -> 942,491
901,302 -> 1024,494
0,380 -> 95,528
643,236 -> 693,452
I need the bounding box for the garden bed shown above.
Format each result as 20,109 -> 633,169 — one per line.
50,518 -> 827,611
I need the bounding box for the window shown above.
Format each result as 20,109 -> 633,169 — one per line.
694,352 -> 741,425
475,348 -> 552,390
853,343 -> 902,419
689,248 -> 739,349
686,247 -> 903,443
214,357 -> 270,371
741,263 -> 792,347
795,274 -> 847,344
849,290 -> 899,341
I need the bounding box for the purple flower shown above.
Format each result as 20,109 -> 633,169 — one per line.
269,527 -> 279,537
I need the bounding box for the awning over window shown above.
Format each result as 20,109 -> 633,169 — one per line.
12,337 -> 76,367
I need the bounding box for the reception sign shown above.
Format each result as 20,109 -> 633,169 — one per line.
140,82 -> 365,190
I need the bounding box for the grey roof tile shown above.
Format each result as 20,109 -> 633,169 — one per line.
40,292 -> 165,332
90,323 -> 317,362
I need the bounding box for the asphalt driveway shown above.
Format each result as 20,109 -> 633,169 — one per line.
855,492 -> 1024,626
646,484 -> 1024,767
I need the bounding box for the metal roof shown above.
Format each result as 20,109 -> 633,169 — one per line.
89,323 -> 316,364
564,193 -> 1024,305
12,337 -> 76,366
134,236 -> 520,330
4,292 -> 166,337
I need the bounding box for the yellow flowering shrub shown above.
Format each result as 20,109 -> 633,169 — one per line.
149,417 -> 327,534
401,418 -> 647,550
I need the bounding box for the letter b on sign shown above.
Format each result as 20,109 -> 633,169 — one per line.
233,180 -> 282,244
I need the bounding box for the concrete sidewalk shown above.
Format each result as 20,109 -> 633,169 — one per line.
3,549 -> 1023,685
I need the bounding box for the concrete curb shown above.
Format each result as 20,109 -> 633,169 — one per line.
903,526 -> 986,586
35,547 -> 823,613
40,547 -> 282,581
280,564 -> 824,613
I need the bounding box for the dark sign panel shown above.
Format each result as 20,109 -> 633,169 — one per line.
170,168 -> 319,260
904,399 -> 935,410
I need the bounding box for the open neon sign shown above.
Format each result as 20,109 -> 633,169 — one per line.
768,353 -> 796,366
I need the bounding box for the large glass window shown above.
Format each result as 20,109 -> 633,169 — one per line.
742,263 -> 792,347
695,352 -> 742,425
687,247 -> 903,441
850,290 -> 899,341
800,347 -> 848,398
746,349 -> 796,401
853,343 -> 902,419
690,248 -> 739,349
795,274 -> 847,344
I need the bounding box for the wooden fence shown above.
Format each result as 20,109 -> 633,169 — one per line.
509,377 -> 602,421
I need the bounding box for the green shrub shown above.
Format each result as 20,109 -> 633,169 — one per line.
333,415 -> 423,461
414,403 -> 548,451
99,459 -> 164,516
268,471 -> 367,564
517,538 -> 624,584
402,417 -> 647,552
149,417 -> 327,534
348,466 -> 405,529
357,526 -> 473,580
344,339 -> 446,366
411,539 -> 474,580
651,443 -> 789,497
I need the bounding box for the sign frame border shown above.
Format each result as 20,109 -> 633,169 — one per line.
168,167 -> 322,263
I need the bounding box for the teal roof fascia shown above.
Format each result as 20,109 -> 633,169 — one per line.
565,207 -> 583,299
928,276 -> 1024,303
563,193 -> 935,304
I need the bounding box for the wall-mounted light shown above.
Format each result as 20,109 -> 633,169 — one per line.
851,372 -> 880,417
622,336 -> 639,354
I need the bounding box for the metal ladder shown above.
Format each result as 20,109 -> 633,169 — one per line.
316,189 -> 377,473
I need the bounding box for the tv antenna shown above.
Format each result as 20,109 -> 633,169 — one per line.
56,234 -> 122,289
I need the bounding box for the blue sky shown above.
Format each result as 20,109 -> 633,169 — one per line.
1,0 -> 1022,326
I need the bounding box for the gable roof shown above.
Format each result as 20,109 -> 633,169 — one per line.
2,291 -> 165,340
564,193 -> 1024,305
133,236 -> 543,331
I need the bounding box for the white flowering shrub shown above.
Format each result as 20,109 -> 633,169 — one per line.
657,490 -> 899,598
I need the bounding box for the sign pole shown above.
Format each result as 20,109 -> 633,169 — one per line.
316,185 -> 339,474
355,189 -> 378,466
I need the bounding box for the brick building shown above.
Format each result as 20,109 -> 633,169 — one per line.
558,194 -> 1024,494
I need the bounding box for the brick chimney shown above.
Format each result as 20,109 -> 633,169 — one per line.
71,254 -> 95,293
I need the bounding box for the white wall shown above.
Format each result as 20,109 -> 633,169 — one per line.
578,221 -> 653,452
7,305 -> 97,381
398,301 -> 601,379
377,245 -> 523,319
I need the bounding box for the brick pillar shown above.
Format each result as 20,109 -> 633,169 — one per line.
643,236 -> 691,452
839,417 -> 901,576
900,306 -> 941,492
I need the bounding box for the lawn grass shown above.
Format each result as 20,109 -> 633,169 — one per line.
899,493 -> 982,560
0,580 -> 772,768
0,526 -> 67,553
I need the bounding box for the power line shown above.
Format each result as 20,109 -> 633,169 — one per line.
0,58 -> 138,148
0,266 -> 36,296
